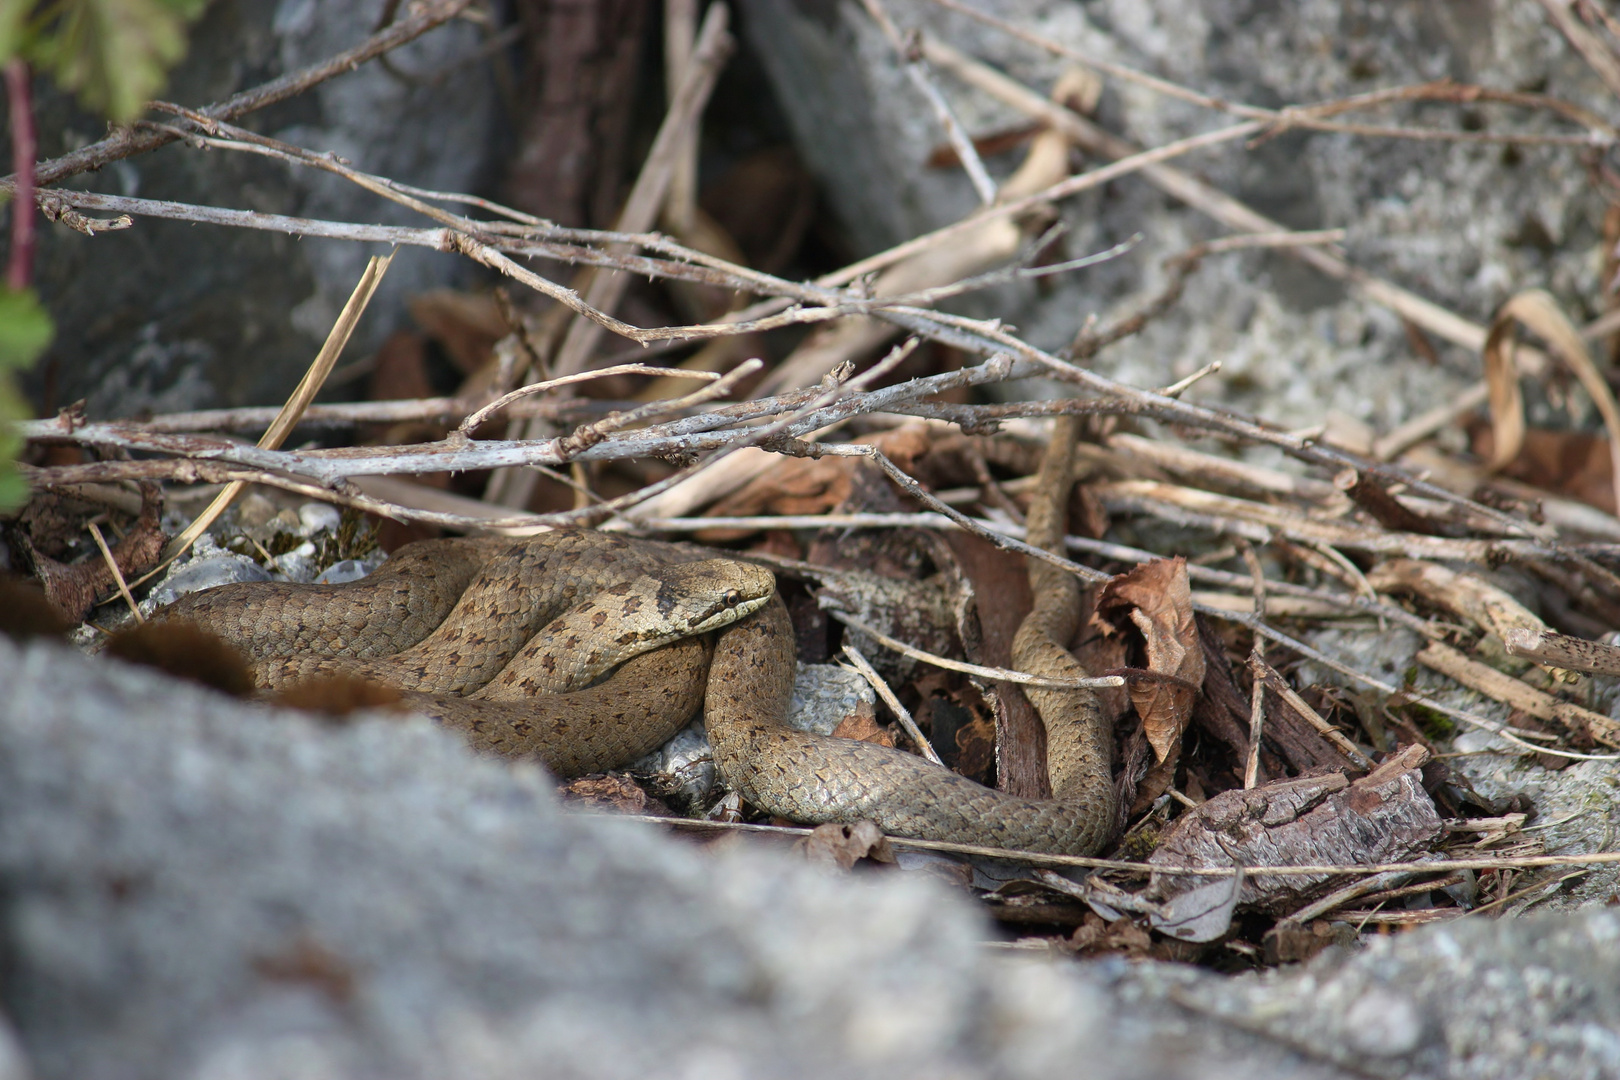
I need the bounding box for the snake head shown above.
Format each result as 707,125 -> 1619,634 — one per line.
667,559 -> 775,633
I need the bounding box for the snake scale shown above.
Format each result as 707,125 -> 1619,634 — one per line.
157,423 -> 1116,855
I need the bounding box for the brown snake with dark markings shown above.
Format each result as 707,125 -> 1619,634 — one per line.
159,421 -> 1116,855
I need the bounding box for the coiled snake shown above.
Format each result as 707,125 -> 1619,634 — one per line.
159,422 -> 1116,855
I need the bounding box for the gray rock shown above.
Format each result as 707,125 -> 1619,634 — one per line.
636,664 -> 878,808
313,559 -> 380,586
0,637 -> 989,1080
296,504 -> 343,538
787,662 -> 878,736
269,541 -> 320,584
143,544 -> 273,610
29,1 -> 499,418
738,0 -> 1606,432
1298,623 -> 1620,913
1167,911 -> 1620,1079
6,637 -> 1620,1080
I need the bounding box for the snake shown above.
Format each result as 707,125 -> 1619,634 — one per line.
156,426 -> 1117,855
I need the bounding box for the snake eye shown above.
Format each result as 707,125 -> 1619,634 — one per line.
724,589 -> 742,607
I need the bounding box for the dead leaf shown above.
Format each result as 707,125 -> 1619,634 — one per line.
367,330 -> 436,403
408,289 -> 508,375
830,710 -> 898,748
951,708 -> 996,781
1470,422 -> 1617,514
1262,919 -> 1358,965
704,426 -> 935,530
16,484 -> 166,623
926,123 -> 1044,168
560,775 -> 668,816
799,821 -> 896,871
1150,866 -> 1244,943
1482,289 -> 1620,516
1067,911 -> 1153,958
699,146 -> 816,274
1097,558 -> 1205,763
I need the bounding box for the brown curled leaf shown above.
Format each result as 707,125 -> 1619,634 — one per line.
799,821 -> 896,872
1097,557 -> 1205,763
1482,289 -> 1620,517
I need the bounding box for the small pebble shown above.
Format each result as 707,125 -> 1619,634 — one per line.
147,554 -> 271,608
272,545 -> 319,584
298,502 -> 342,536
235,493 -> 279,529
788,663 -> 875,736
315,559 -> 379,585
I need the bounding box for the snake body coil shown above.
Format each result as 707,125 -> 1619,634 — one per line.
160,445 -> 1117,855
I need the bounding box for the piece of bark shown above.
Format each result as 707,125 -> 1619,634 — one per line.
1148,745 -> 1441,913
1259,663 -> 1373,770
507,0 -> 653,227
1192,615 -> 1286,781
943,531 -> 1047,799
1257,665 -> 1370,775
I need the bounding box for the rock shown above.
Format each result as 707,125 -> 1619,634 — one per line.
738,0 -> 1607,430
28,1 -> 499,418
1342,988 -> 1428,1058
142,540 -> 272,610
638,663 -> 877,808
0,636 -> 989,1080
313,558 -> 381,586
1300,622 -> 1620,913
297,503 -> 343,538
788,662 -> 879,736
1167,911 -> 1620,1078
6,637 -> 1620,1079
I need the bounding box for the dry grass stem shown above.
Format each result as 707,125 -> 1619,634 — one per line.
160,251 -> 395,566
841,644 -> 945,765
828,611 -> 1124,692
87,521 -> 142,623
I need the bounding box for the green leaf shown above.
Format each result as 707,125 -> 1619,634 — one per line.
0,287 -> 53,513
0,287 -> 53,369
31,0 -> 205,122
